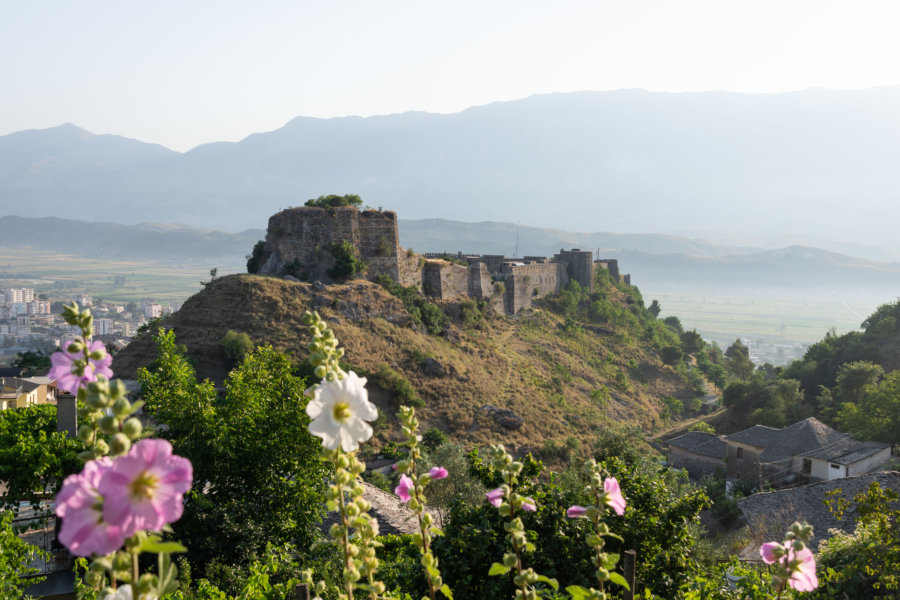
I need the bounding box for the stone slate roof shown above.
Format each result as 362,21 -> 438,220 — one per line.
738,471 -> 900,552
667,432 -> 727,458
0,377 -> 41,394
726,417 -> 882,464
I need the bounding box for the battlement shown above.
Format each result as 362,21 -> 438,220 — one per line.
256,206 -> 625,315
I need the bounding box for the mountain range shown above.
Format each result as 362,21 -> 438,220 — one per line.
3,87 -> 900,244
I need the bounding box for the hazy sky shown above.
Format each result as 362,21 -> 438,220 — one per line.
3,0 -> 900,151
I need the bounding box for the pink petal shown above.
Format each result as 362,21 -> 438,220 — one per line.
759,542 -> 781,564
428,466 -> 448,480
521,497 -> 537,512
485,488 -> 505,508
566,505 -> 588,518
603,478 -> 626,516
394,474 -> 413,502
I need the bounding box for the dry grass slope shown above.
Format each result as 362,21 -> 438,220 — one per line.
114,274 -> 697,451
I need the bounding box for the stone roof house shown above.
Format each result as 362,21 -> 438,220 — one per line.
0,376 -> 44,410
737,471 -> 900,552
667,432 -> 727,479
726,417 -> 890,487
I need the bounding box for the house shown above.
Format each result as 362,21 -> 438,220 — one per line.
725,417 -> 891,487
667,431 -> 727,479
0,376 -> 56,410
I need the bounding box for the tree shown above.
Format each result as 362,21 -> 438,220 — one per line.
138,331 -> 330,581
304,194 -> 363,209
328,240 -> 366,281
661,345 -> 683,366
835,369 -> 900,443
11,349 -> 52,376
648,299 -> 661,318
220,330 -> 253,368
680,329 -> 704,356
1,510 -> 48,597
0,405 -> 82,508
725,339 -> 754,381
245,240 -> 266,274
663,316 -> 684,334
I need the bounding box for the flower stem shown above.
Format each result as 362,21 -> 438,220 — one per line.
336,479 -> 355,600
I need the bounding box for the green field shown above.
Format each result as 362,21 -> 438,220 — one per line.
0,249 -> 244,304
642,288 -> 893,346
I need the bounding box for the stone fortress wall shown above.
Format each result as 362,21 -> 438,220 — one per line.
257,206 -> 630,315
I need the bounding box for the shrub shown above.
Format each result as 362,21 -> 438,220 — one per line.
304,194 -> 363,208
328,240 -> 367,281
369,364 -> 424,408
421,426 -> 448,451
245,240 -> 266,274
221,330 -> 253,367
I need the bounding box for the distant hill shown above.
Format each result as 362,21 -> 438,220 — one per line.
3,87 -> 900,243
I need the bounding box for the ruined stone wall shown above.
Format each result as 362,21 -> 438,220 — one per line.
596,259 -> 620,283
397,252 -> 424,289
501,262 -> 568,314
467,262 -> 493,299
553,249 -> 594,292
467,255 -> 508,272
358,210 -> 399,259
422,261 -> 469,299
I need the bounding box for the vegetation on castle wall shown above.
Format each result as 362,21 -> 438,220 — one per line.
304,193 -> 363,209
327,240 -> 367,281
245,240 -> 265,274
375,274 -> 448,335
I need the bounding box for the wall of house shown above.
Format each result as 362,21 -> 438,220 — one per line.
726,442 -> 764,483
847,447 -> 892,477
669,447 -> 724,480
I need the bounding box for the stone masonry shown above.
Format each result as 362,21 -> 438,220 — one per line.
257,207 -> 625,315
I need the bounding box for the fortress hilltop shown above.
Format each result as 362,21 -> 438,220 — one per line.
255,206 -> 628,314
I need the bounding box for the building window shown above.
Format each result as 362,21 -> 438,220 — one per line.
736,447 -> 743,458
802,459 -> 812,474
830,463 -> 840,469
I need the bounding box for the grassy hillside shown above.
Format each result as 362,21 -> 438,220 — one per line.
114,271 -> 700,452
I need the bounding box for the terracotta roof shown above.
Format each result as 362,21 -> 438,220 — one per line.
726,417 -> 878,464
668,432 -> 727,458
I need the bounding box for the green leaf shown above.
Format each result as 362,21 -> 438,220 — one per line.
156,551 -> 181,595
488,562 -> 511,576
607,572 -> 630,590
536,574 -> 559,590
439,583 -> 454,599
565,585 -> 591,599
142,541 -> 187,554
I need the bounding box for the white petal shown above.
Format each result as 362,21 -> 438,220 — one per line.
308,416 -> 339,450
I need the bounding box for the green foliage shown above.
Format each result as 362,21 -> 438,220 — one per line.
458,299 -> 484,329
327,240 -> 367,281
434,452 -> 708,599
137,316 -> 165,336
279,258 -> 305,280
834,369 -> 900,443
722,377 -> 812,428
245,240 -> 266,274
376,274 -> 448,335
816,482 -> 900,598
0,405 -> 81,508
724,339 -> 754,381
0,509 -> 47,597
304,193 -> 363,209
220,330 -> 253,367
11,349 -> 52,376
680,329 -> 704,356
648,299 -> 661,318
661,345 -> 683,366
421,426 -> 448,451
368,363 -> 424,408
688,421 -> 716,434
138,331 -> 330,585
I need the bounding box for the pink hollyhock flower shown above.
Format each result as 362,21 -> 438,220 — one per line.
521,497 -> 537,512
395,474 -> 414,502
486,488 -> 505,508
55,458 -> 125,556
787,544 -> 818,591
49,339 -> 113,393
566,505 -> 588,518
603,477 -> 626,516
428,466 -> 448,480
391,463 -> 398,471
760,540 -> 817,592
99,439 -> 192,537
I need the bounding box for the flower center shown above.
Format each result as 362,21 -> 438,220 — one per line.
130,471 -> 159,500
332,401 -> 352,423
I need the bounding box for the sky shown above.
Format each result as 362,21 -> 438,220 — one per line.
3,0 -> 900,152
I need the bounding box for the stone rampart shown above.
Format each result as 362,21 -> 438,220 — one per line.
553,249 -> 593,292
422,261 -> 469,299
501,262 -> 568,313
596,259 -> 620,282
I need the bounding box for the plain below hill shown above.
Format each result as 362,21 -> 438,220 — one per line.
113,273 -> 698,452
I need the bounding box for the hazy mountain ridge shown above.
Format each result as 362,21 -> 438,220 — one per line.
3,87 -> 900,239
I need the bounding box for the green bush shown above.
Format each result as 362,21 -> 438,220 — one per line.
369,364 -> 424,408
304,194 -> 363,208
421,426 -> 448,450
328,240 -> 367,281
220,330 -> 253,367
245,240 -> 266,274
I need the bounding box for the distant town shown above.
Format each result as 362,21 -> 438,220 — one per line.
0,287 -> 182,366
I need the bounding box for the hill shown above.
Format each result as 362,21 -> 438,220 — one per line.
113,273 -> 699,452
4,87 -> 900,244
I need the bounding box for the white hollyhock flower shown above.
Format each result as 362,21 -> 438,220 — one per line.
306,371 -> 378,451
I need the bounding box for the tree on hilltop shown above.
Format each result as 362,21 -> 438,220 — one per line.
305,194 -> 363,208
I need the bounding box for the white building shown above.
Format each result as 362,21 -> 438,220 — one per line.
144,303 -> 162,319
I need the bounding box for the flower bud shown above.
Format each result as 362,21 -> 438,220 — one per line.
77,425 -> 95,444
67,341 -> 84,353
99,415 -> 119,435
112,552 -> 131,572
314,365 -> 327,379
93,439 -> 109,456
112,397 -> 132,418
110,433 -> 131,455
137,573 -> 157,593
89,349 -> 106,360
122,417 -> 143,439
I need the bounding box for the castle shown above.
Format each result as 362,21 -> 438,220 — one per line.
256,206 -> 629,314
